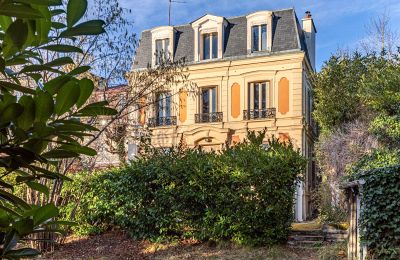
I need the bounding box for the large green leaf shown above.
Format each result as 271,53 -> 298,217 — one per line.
51,21 -> 66,29
55,81 -> 80,115
75,101 -> 117,116
0,103 -> 24,125
33,203 -> 59,225
76,78 -> 94,108
6,19 -> 28,49
34,5 -> 52,44
67,0 -> 87,28
17,95 -> 35,130
44,75 -> 71,95
40,44 -> 83,54
14,0 -> 63,6
34,91 -> 54,122
60,144 -> 96,156
12,218 -> 34,236
0,190 -> 31,209
60,20 -> 105,37
42,149 -> 79,158
0,4 -> 44,18
0,81 -> 35,94
0,15 -> 12,31
45,56 -> 74,67
27,181 -> 49,197
68,65 -> 90,76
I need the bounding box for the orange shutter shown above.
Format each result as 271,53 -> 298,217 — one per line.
179,89 -> 188,123
278,77 -> 289,115
231,83 -> 240,118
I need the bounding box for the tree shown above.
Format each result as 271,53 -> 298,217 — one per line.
0,0 -> 116,257
360,10 -> 399,56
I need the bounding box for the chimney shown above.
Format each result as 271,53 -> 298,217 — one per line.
302,11 -> 317,70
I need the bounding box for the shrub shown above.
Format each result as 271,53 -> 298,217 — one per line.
350,165 -> 400,259
61,132 -> 306,245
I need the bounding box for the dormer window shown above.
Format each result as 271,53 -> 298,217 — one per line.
202,33 -> 218,60
151,26 -> 175,67
252,24 -> 267,52
155,38 -> 170,64
246,11 -> 273,54
191,14 -> 226,62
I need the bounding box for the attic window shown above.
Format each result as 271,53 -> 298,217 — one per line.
252,24 -> 267,52
155,38 -> 170,64
191,14 -> 226,62
246,11 -> 273,53
151,26 -> 175,67
202,33 -> 218,60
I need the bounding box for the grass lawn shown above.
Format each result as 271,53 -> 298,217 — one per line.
40,230 -> 349,259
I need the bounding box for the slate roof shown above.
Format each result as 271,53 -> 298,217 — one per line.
132,8 -> 308,69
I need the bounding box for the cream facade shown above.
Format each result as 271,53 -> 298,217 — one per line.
131,8 -> 317,221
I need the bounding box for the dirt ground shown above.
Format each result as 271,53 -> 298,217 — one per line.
40,230 -> 319,260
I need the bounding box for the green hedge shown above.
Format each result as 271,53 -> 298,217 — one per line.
62,132 -> 306,245
351,165 -> 400,259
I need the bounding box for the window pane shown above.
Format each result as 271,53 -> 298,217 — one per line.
203,34 -> 210,60
261,83 -> 266,109
157,93 -> 164,118
165,93 -> 171,117
254,83 -> 259,110
261,25 -> 267,50
202,88 -> 209,113
156,40 -> 163,64
212,33 -> 218,59
211,87 -> 217,112
165,39 -> 170,59
252,26 -> 259,51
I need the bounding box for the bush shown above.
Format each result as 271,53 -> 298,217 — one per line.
350,165 -> 400,259
61,132 -> 306,245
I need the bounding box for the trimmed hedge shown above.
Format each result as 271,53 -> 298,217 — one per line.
351,165 -> 400,259
62,132 -> 306,245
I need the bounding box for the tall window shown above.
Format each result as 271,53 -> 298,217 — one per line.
251,24 -> 267,52
248,82 -> 268,111
155,38 -> 170,64
156,92 -> 171,119
201,87 -> 217,114
202,33 -> 218,60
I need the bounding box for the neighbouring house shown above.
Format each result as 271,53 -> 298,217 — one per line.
130,8 -> 317,221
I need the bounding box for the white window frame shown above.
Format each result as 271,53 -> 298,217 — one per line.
155,38 -> 170,65
248,81 -> 270,111
251,24 -> 267,52
199,86 -> 217,114
201,32 -> 218,60
191,14 -> 226,62
246,11 -> 273,54
151,26 -> 175,67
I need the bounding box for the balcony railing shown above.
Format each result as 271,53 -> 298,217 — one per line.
195,112 -> 223,123
148,116 -> 177,127
243,108 -> 276,120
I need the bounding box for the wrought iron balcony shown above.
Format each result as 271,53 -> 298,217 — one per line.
243,108 -> 276,120
148,116 -> 177,127
195,112 -> 223,123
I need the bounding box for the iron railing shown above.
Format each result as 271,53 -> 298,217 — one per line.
195,112 -> 223,123
243,108 -> 276,120
148,116 -> 177,127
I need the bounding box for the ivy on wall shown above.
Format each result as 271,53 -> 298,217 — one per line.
351,165 -> 400,259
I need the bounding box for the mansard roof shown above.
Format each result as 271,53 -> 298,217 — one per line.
132,8 -> 308,69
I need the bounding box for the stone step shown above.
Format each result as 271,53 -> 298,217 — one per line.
287,240 -> 324,247
288,235 -> 324,241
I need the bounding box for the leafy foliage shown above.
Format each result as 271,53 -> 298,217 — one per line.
350,166 -> 400,259
0,0 -> 116,257
61,132 -> 306,246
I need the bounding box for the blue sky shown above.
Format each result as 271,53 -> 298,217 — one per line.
119,0 -> 400,70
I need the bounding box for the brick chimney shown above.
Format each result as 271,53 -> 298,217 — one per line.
302,11 -> 317,70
